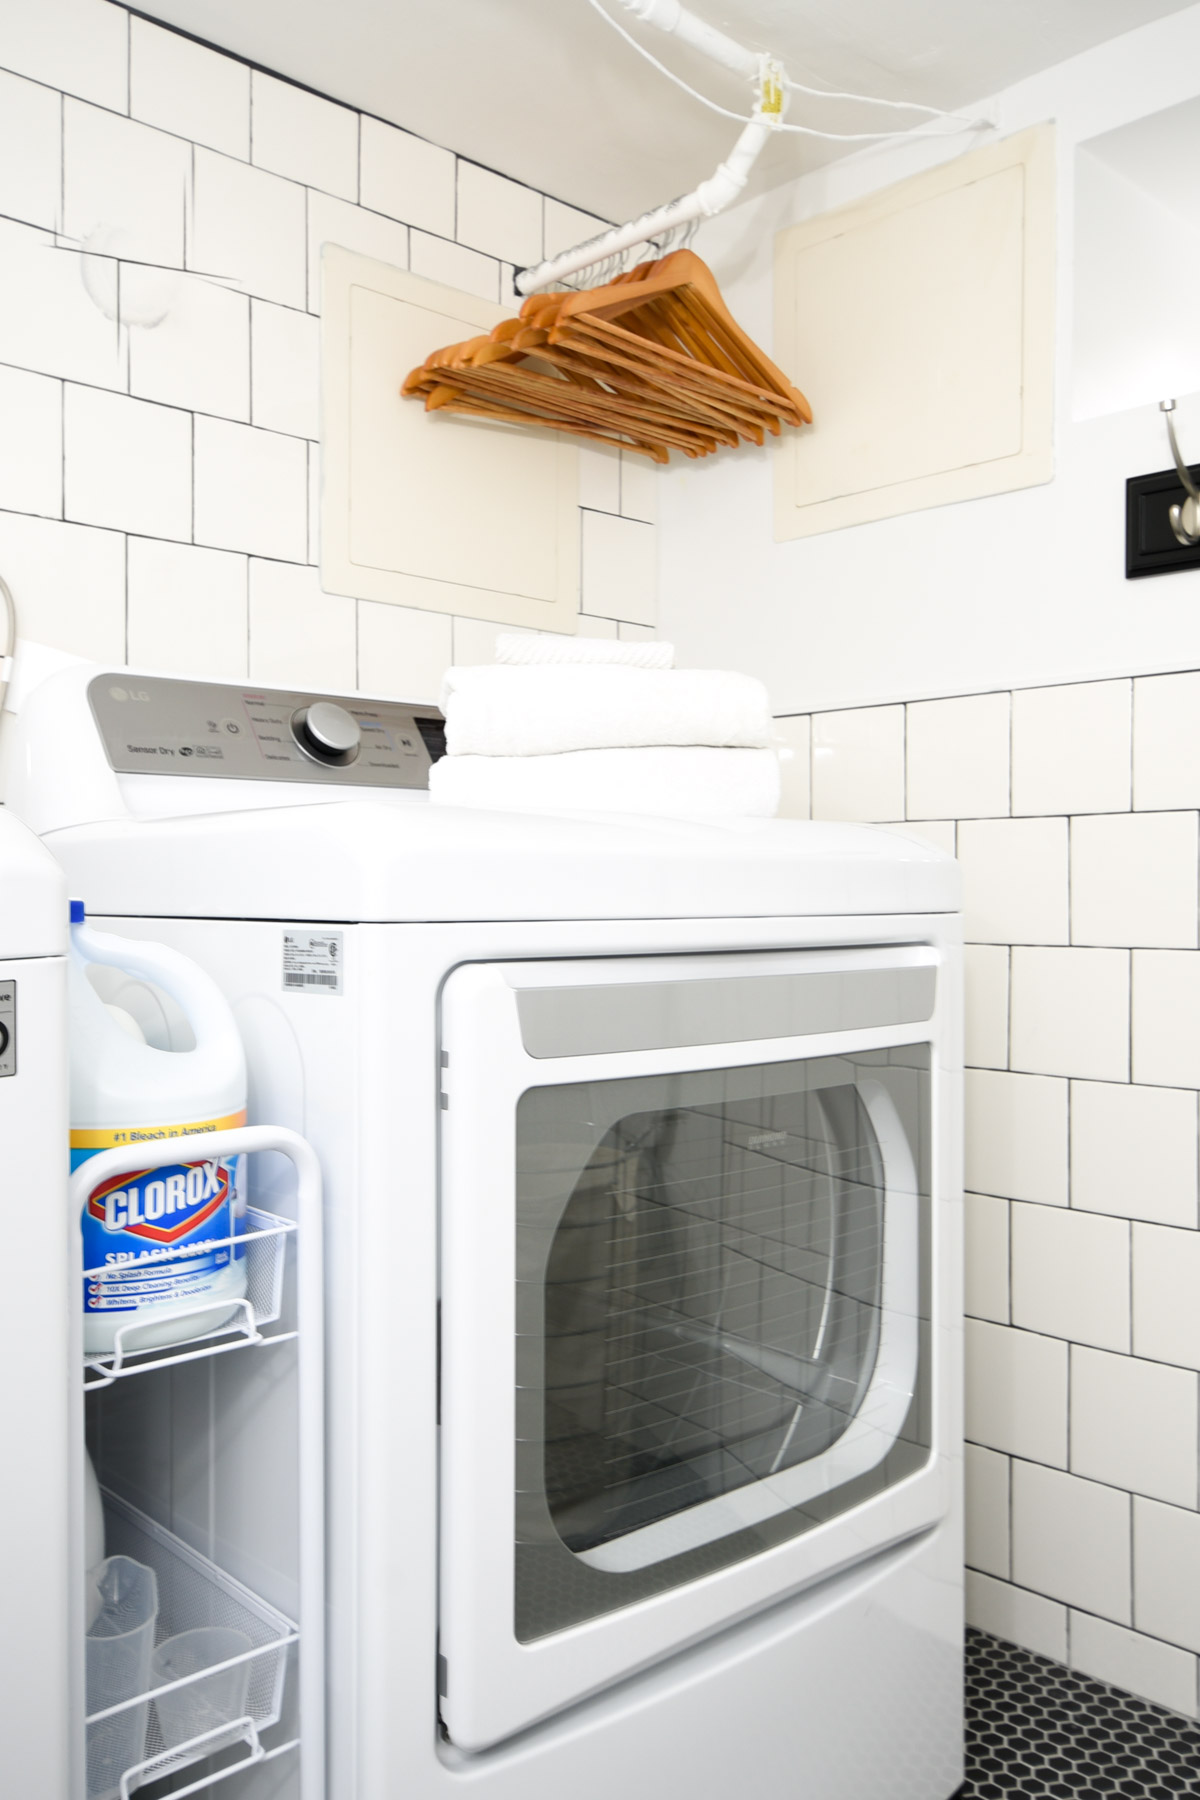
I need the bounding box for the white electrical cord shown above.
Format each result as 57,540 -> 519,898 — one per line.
585,0 -> 990,140
784,74 -> 979,123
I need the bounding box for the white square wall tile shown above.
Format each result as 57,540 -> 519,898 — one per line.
1071,1082 -> 1198,1227
965,1444 -> 1010,1578
0,511 -> 124,660
1134,671 -> 1200,810
964,944 -> 1008,1070
129,274 -> 250,421
957,818 -> 1068,946
64,101 -> 190,270
775,717 -> 811,820
1071,812 -> 1199,949
965,1319 -> 1067,1465
543,198 -> 610,260
964,1193 -> 1009,1324
0,69 -> 61,231
1011,1202 -> 1129,1351
194,418 -> 308,563
357,600 -> 452,704
251,72 -> 358,200
810,706 -> 905,823
127,540 -> 248,679
1134,1497 -> 1200,1653
1134,1224 -> 1200,1370
578,446 -> 621,514
965,1572 -> 1067,1661
455,162 -> 542,266
1010,947 -> 1129,1082
1012,680 -> 1131,816
964,1070 -> 1068,1206
307,442 -> 320,566
906,692 -> 1010,820
452,618 -> 533,665
248,561 -> 356,691
251,302 -> 320,439
0,367 -> 61,519
1071,1347 -> 1198,1507
190,150 -> 307,311
1069,1614 -> 1198,1717
581,512 -> 656,627
1012,1461 -> 1131,1622
308,194 -> 410,309
359,119 -> 455,237
620,452 -> 659,524
408,232 -> 496,303
130,19 -> 249,160
0,220 -> 125,389
1133,951 -> 1200,1089
64,387 -> 191,542
0,0 -> 128,111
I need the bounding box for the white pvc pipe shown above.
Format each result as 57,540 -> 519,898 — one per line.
515,114 -> 770,294
619,0 -> 760,79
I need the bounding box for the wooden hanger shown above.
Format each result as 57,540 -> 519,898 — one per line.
401,251 -> 811,461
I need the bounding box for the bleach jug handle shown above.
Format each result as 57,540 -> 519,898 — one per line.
70,916 -> 243,1058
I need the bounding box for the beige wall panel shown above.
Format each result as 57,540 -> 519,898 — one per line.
774,125 -> 1055,540
322,247 -> 579,630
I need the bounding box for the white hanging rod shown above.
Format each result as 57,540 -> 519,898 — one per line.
515,0 -> 990,296
516,0 -> 778,295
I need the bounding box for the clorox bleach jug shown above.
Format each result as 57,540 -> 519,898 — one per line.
69,902 -> 248,1355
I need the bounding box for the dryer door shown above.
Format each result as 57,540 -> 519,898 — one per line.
438,947 -> 952,1753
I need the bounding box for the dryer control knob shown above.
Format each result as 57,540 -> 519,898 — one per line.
292,702 -> 361,766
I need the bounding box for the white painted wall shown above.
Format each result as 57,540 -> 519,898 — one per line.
658,4 -> 1200,713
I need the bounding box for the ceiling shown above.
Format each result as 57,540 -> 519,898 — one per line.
136,0 -> 1194,222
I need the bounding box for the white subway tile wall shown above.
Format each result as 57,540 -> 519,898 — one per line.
0,2 -> 658,696
784,680 -> 1200,1714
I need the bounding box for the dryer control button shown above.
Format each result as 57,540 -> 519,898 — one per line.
292,702 -> 361,766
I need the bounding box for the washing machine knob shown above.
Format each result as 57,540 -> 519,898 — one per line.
292,701 -> 361,765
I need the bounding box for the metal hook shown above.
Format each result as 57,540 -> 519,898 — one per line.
1160,400 -> 1200,546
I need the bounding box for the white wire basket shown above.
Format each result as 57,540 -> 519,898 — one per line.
83,1207 -> 296,1390
87,1491 -> 298,1800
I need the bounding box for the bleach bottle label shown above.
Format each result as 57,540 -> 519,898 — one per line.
74,1111 -> 247,1320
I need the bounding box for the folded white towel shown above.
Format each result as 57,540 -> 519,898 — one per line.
440,665 -> 772,757
428,746 -> 780,818
495,633 -> 674,670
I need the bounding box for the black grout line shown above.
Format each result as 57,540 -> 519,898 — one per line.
112,6 -> 604,228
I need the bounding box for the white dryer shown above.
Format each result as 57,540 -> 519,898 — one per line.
10,665 -> 964,1800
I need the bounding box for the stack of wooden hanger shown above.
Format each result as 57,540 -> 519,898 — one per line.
401,250 -> 811,463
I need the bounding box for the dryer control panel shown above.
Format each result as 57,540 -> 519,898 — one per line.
88,675 -> 445,788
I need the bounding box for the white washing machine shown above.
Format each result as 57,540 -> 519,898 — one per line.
10,665 -> 964,1800
0,810 -> 73,1797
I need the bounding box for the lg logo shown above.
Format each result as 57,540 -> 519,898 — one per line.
108,687 -> 152,703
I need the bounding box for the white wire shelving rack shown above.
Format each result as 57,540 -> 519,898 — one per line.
71,1126 -> 324,1800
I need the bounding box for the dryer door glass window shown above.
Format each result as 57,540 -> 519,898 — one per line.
514,1049 -> 930,1642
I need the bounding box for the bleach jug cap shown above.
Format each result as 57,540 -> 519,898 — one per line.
70,898 -> 85,923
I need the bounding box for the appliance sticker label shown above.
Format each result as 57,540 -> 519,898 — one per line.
282,931 -> 344,996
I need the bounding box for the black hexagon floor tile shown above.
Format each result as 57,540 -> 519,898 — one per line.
955,1628 -> 1200,1798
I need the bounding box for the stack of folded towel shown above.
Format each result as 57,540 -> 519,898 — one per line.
427,635 -> 780,818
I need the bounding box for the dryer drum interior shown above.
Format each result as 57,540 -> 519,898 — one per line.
514,1049 -> 932,1642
